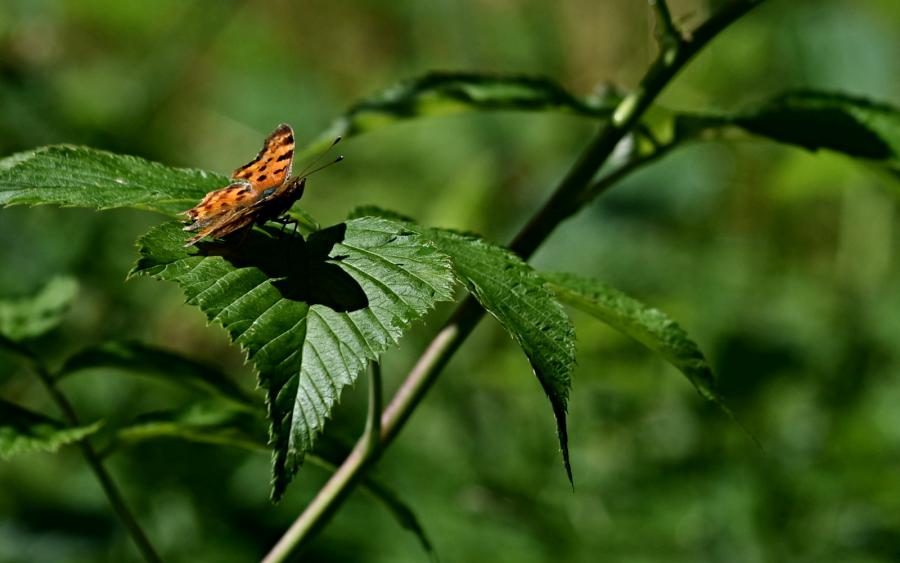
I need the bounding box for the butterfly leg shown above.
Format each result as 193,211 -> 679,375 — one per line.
271,215 -> 299,238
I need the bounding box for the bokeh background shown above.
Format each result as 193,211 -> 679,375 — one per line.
2,0 -> 900,561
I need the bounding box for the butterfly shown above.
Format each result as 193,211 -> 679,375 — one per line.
183,124 -> 339,247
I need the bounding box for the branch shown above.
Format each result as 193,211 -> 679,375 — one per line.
263,1 -> 769,559
363,361 -> 382,456
10,344 -> 162,563
649,0 -> 681,47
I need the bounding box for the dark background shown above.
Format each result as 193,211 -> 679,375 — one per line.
1,1 -> 899,561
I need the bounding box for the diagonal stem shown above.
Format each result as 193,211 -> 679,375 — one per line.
649,0 -> 680,47
9,344 -> 163,563
264,2 -> 769,560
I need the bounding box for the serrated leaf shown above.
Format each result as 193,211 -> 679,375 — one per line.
0,277 -> 79,342
544,272 -> 721,404
421,226 -> 576,484
130,217 -> 455,500
59,340 -> 257,409
100,400 -> 267,457
0,398 -> 100,460
0,145 -> 226,215
300,71 -> 616,157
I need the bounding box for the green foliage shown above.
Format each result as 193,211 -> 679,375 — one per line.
59,340 -> 256,409
0,146 -> 225,216
678,92 -> 900,173
349,207 -> 578,481
0,398 -> 100,460
421,228 -> 577,483
544,272 -> 719,403
130,218 -> 456,500
303,71 -> 616,158
0,276 -> 78,342
100,400 -> 266,457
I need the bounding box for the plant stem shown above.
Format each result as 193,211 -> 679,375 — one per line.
264,2 -> 768,560
20,353 -> 163,563
649,0 -> 680,46
363,361 -> 382,455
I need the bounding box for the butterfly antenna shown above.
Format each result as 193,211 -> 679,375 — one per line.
298,136 -> 342,177
302,155 -> 344,177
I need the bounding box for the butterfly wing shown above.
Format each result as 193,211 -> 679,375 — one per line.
232,123 -> 295,192
182,181 -> 261,245
182,123 -> 298,246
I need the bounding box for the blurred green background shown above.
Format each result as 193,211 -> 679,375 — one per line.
2,0 -> 899,561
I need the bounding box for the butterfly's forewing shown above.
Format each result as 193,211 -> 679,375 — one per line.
183,182 -> 260,245
232,123 -> 295,192
182,123 -> 299,246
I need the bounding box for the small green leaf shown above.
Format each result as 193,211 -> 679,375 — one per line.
0,277 -> 79,342
544,272 -> 721,404
59,340 -> 257,409
0,398 -> 100,460
423,227 -> 576,484
676,91 -> 900,172
0,145 -> 226,215
300,71 -> 616,157
130,218 -> 455,500
104,403 -> 437,560
100,400 -> 267,457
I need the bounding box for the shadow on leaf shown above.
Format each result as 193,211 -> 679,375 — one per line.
195,223 -> 368,313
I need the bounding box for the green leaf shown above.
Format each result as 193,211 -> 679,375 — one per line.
300,71 -> 616,157
104,403 -> 437,560
100,400 -> 267,457
677,91 -> 900,172
0,145 -> 226,215
130,217 -> 455,500
59,340 -> 257,409
544,272 -> 721,404
0,277 -> 79,342
423,227 -> 576,484
0,398 -> 100,460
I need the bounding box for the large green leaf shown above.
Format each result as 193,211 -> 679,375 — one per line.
0,277 -> 79,342
301,71 -> 616,157
544,272 -> 721,404
348,207 -> 578,482
59,340 -> 257,409
424,228 -> 577,483
130,217 -> 455,499
0,145 -> 226,215
0,398 -> 100,460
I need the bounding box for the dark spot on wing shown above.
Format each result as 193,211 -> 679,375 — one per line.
257,174 -> 267,182
273,167 -> 286,175
276,153 -> 291,162
285,134 -> 293,143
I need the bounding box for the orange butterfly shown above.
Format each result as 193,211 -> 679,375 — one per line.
183,124 -> 339,246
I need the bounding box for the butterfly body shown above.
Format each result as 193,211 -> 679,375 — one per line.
183,124 -> 305,246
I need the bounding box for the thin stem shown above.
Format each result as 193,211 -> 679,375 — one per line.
261,362 -> 387,563
264,2 -> 768,560
15,348 -> 163,563
649,0 -> 680,47
363,361 -> 382,455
